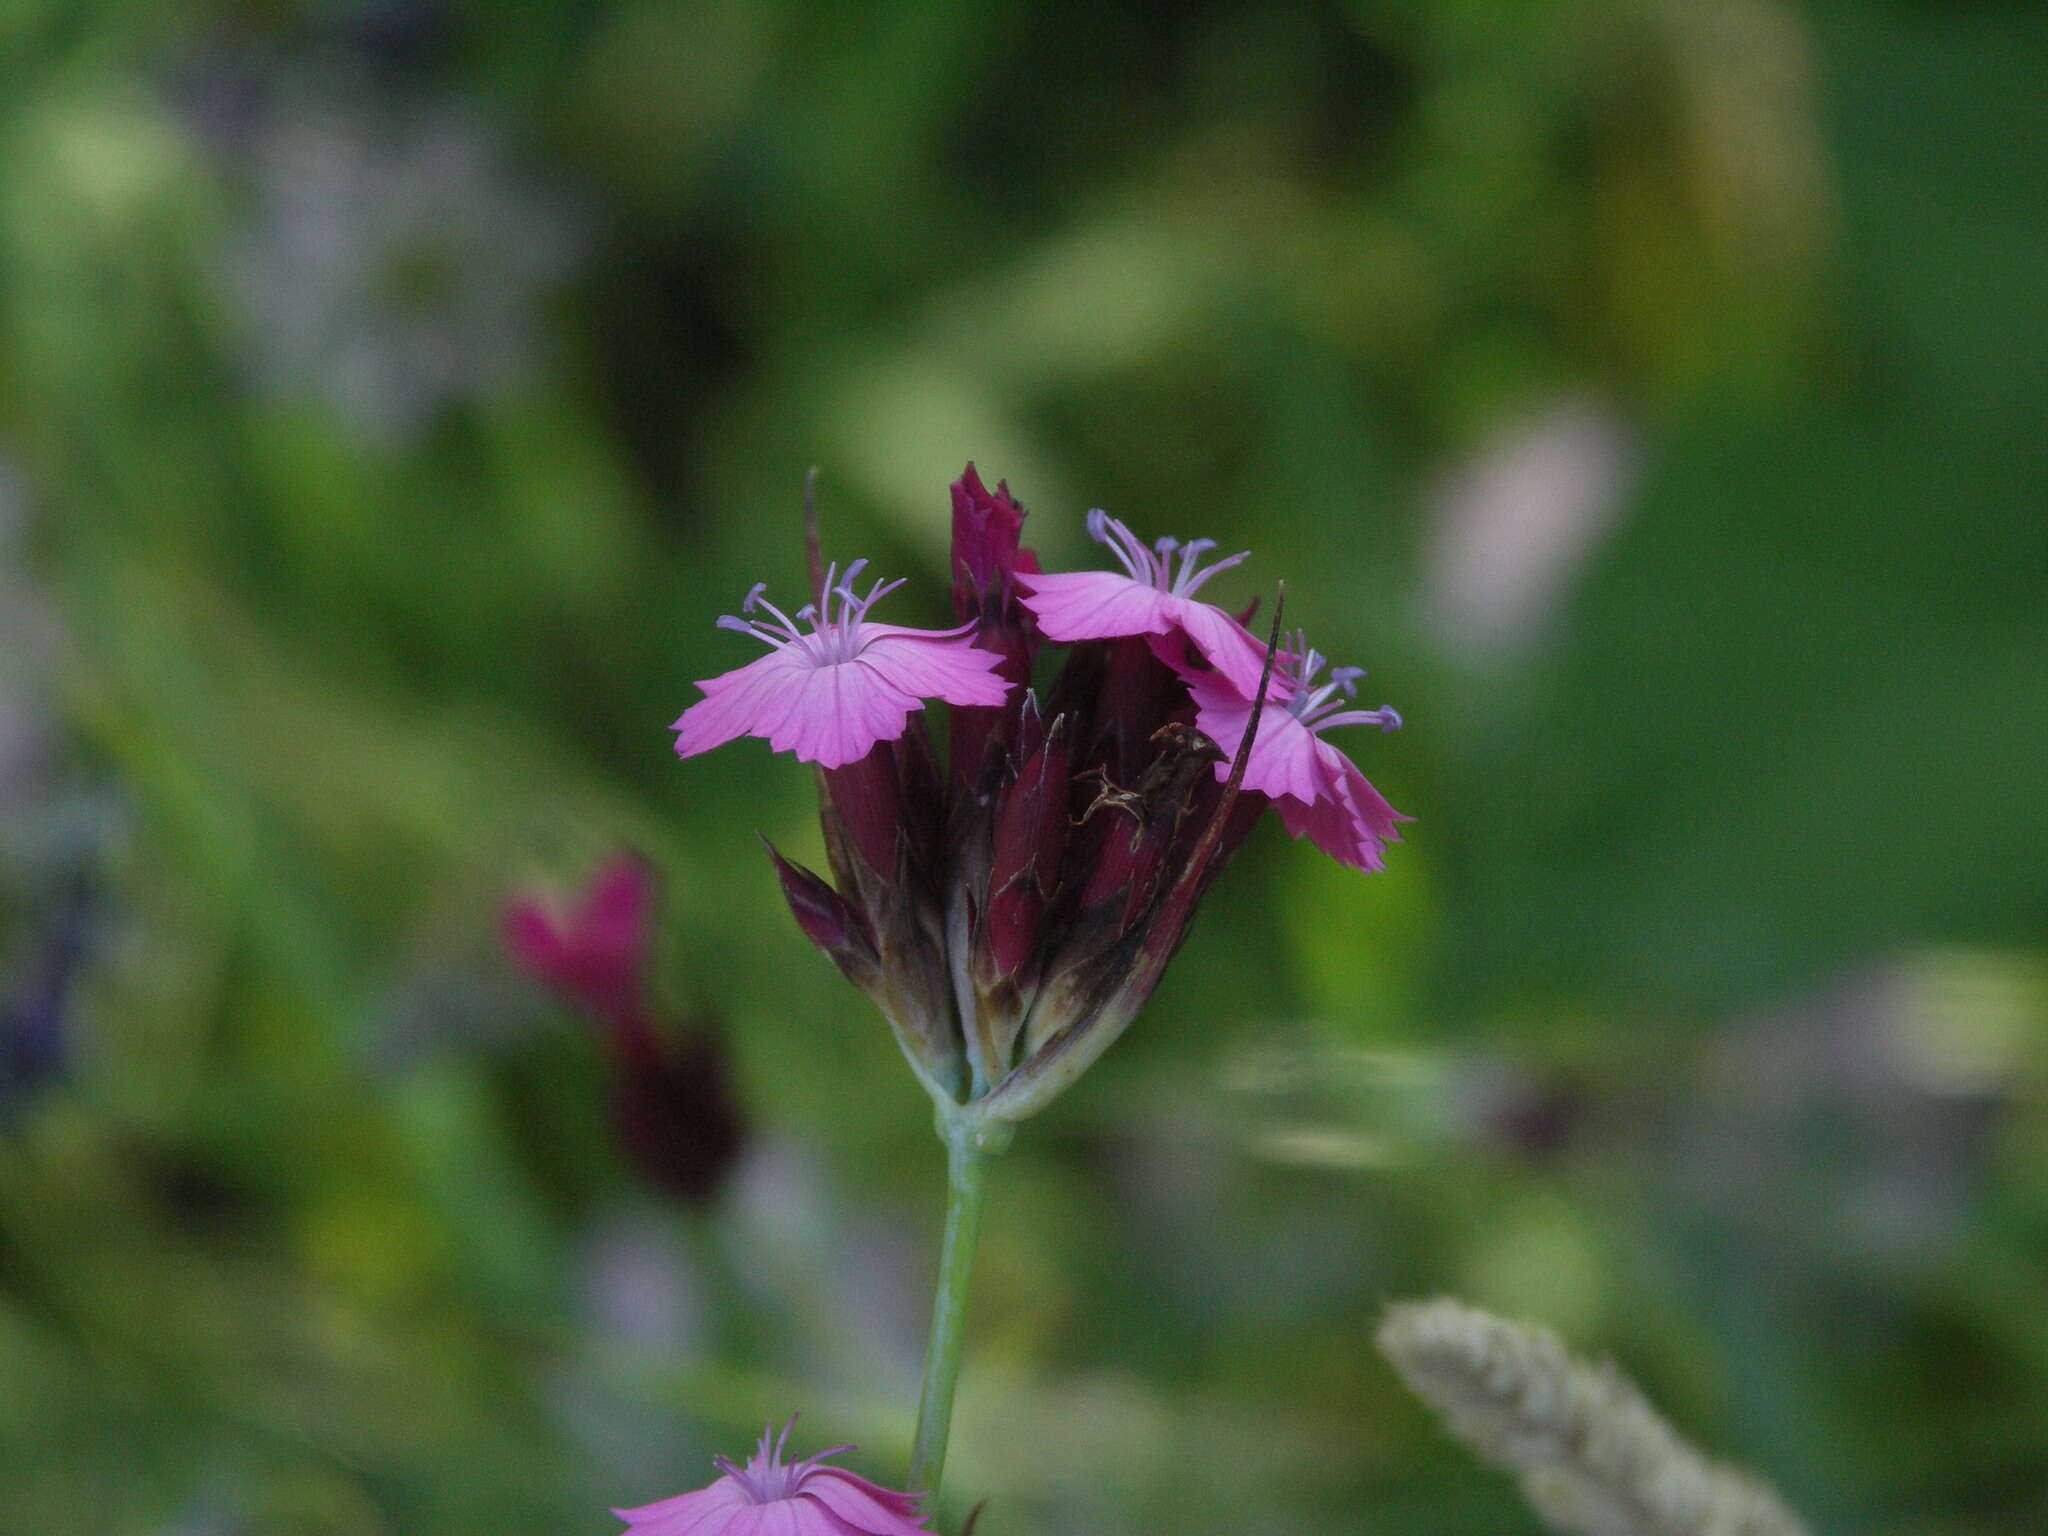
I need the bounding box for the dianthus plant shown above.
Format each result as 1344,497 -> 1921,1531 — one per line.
672,466 -> 1406,1497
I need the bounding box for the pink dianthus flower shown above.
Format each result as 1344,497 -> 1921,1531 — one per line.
504,855 -> 746,1206
614,1420 -> 933,1536
673,561 -> 1010,769
1187,635 -> 1408,873
1016,509 -> 1268,695
503,852 -> 655,1023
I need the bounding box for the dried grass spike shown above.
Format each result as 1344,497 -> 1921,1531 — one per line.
1376,1297 -> 1808,1536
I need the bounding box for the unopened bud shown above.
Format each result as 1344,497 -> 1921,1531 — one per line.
763,839 -> 877,972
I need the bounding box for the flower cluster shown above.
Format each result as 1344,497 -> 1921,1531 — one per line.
673,466 -> 1406,1122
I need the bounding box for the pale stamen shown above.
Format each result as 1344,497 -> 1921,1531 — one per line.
712,1417 -> 858,1507
1085,510 -> 1250,598
1276,628 -> 1402,734
713,560 -> 908,667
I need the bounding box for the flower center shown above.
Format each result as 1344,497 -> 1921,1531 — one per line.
712,1421 -> 854,1506
716,558 -> 906,668
1087,509 -> 1249,599
1276,630 -> 1402,735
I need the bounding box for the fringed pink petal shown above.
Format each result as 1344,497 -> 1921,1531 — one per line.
796,1509 -> 882,1536
766,664 -> 922,768
1192,671 -> 1405,873
1270,741 -> 1405,873
723,1504 -> 821,1536
1192,688 -> 1322,805
1274,788 -> 1387,873
1020,569 -> 1267,696
674,646 -> 946,768
855,630 -> 1012,707
799,1468 -> 933,1534
1252,712 -> 1330,805
613,1477 -> 749,1535
1016,569 -> 1180,641
1321,738 -> 1407,852
673,648 -> 812,759
1168,597 -> 1270,696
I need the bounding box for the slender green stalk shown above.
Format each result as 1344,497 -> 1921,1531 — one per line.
907,1116 -> 995,1496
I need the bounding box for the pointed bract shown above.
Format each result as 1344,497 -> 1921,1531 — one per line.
765,838 -> 877,965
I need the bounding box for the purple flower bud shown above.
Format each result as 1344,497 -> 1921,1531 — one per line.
1075,636 -> 1188,785
948,463 -> 1041,795
819,742 -> 906,878
813,731 -> 965,1103
949,462 -> 1035,638
764,839 -> 878,973
983,704 -> 1069,978
983,605 -> 1290,1121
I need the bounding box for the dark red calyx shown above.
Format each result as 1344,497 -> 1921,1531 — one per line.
984,707 -> 1071,977
1075,723 -> 1224,919
820,739 -> 904,878
763,838 -> 875,961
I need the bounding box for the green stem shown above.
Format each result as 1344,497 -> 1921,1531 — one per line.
907,1113 -> 997,1497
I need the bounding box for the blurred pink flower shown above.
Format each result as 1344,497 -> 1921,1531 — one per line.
1187,636 -> 1407,873
503,852 -> 654,1022
614,1420 -> 933,1536
673,562 -> 1010,769
505,855 -> 745,1206
1016,509 -> 1267,694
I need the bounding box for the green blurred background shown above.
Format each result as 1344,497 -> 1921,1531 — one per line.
2,1 -> 2044,1531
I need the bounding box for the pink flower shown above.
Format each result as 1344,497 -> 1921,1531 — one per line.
1016,509 -> 1268,694
503,852 -> 655,1022
1187,636 -> 1408,873
505,855 -> 746,1206
614,1420 -> 933,1536
673,561 -> 1012,769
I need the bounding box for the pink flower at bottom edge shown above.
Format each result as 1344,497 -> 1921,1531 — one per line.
1188,639 -> 1408,873
614,1420 -> 934,1536
674,561 -> 1011,770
